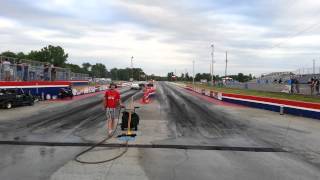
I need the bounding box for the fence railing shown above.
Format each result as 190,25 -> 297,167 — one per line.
70,72 -> 90,81
0,56 -> 89,81
294,67 -> 320,75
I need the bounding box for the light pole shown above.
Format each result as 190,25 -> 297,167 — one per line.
192,60 -> 195,90
211,44 -> 215,85
131,56 -> 134,81
225,51 -> 228,77
209,59 -> 212,83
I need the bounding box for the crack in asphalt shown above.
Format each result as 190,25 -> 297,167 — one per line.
0,140 -> 286,152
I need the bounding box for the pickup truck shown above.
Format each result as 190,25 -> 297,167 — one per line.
0,89 -> 35,109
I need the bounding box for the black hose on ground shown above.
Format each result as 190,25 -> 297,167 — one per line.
74,107 -> 129,164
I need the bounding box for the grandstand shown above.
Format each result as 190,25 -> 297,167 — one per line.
225,66 -> 320,96
0,56 -> 97,99
0,56 -> 89,81
254,67 -> 320,84
254,71 -> 293,84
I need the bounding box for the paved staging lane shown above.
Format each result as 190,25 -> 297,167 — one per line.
0,82 -> 320,180
0,87 -> 142,180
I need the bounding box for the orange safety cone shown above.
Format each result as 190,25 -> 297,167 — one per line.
144,96 -> 150,103
142,91 -> 148,104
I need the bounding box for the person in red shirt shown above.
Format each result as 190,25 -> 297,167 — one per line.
104,82 -> 122,136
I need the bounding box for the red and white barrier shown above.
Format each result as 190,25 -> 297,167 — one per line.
173,83 -> 320,120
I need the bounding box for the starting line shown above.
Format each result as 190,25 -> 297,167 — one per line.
0,140 -> 286,152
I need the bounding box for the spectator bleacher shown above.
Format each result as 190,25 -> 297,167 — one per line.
0,56 -> 89,81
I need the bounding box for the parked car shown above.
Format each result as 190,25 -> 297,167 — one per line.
131,83 -> 141,90
0,89 -> 35,109
139,82 -> 146,89
95,85 -> 101,92
58,88 -> 74,99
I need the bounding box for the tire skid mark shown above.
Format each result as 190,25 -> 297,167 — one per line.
165,82 -> 248,137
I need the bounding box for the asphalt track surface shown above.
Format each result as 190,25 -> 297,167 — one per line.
0,88 -> 141,142
0,87 -> 142,180
0,82 -> 319,180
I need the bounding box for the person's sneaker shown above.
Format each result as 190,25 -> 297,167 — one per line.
108,130 -> 113,137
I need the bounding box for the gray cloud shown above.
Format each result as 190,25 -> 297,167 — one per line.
1,0 -> 320,76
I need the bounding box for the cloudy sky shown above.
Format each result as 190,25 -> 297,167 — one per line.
1,0 -> 320,76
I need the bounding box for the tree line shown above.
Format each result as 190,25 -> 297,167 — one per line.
167,72 -> 254,82
1,45 -> 254,82
1,45 -> 146,80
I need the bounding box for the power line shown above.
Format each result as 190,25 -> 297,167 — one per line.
271,22 -> 320,49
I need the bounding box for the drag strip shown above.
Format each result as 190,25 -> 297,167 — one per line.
0,88 -> 143,142
159,82 -> 247,138
26,88 -> 140,131
0,140 -> 285,152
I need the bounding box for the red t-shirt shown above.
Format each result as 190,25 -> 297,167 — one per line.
104,90 -> 120,108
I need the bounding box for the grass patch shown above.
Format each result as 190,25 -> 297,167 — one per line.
181,82 -> 320,103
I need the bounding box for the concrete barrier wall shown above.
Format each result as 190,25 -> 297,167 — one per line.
0,81 -> 107,99
178,83 -> 320,120
221,94 -> 320,120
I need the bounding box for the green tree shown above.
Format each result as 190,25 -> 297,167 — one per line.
237,73 -> 245,82
1,51 -> 17,58
118,68 -> 130,80
27,45 -> 68,66
167,72 -> 174,81
0,51 -> 26,62
226,73 -> 253,82
110,68 -> 118,80
185,72 -> 190,81
109,68 -> 146,81
81,62 -> 92,76
82,62 -> 91,72
65,63 -> 84,74
91,63 -> 108,78
179,73 -> 185,81
195,73 -> 211,81
16,52 -> 26,59
132,68 -> 144,80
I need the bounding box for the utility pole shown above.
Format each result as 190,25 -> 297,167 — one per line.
313,59 -> 315,74
192,60 -> 195,90
209,59 -> 212,82
225,51 -> 228,77
185,68 -> 187,81
211,44 -> 214,85
131,56 -> 134,81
